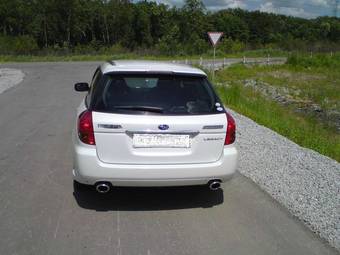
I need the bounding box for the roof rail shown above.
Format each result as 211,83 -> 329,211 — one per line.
107,60 -> 116,66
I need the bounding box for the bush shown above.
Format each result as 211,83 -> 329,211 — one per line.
0,35 -> 38,54
157,25 -> 182,56
287,53 -> 340,69
99,44 -> 128,55
219,38 -> 245,53
185,36 -> 209,55
73,40 -> 104,54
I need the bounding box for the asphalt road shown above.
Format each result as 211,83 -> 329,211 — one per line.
0,62 -> 337,255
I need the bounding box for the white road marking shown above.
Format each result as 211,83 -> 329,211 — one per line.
0,68 -> 25,94
53,197 -> 66,239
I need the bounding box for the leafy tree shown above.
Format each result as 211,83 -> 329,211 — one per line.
0,0 -> 339,54
133,2 -> 153,47
212,10 -> 249,41
180,0 -> 207,43
157,25 -> 181,55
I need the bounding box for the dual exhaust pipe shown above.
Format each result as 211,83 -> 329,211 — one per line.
95,180 -> 221,193
95,182 -> 111,193
208,180 -> 221,191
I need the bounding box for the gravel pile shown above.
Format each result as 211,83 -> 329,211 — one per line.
230,109 -> 340,250
0,68 -> 25,94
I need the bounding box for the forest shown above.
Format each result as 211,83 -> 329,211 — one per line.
1,0 -> 340,55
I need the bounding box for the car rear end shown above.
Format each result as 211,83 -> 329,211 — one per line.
73,61 -> 238,191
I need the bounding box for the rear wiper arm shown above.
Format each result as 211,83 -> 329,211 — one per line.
113,106 -> 164,113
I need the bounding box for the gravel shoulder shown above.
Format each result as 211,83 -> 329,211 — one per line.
230,108 -> 340,250
0,68 -> 25,94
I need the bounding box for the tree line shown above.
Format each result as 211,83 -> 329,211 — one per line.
1,0 -> 340,55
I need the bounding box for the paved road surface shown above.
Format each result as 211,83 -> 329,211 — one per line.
0,62 -> 337,255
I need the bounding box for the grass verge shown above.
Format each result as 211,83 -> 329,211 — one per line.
214,54 -> 340,162
0,49 -> 287,63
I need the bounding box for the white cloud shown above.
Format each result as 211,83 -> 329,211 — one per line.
204,0 -> 247,10
260,2 -> 313,18
259,1 -> 315,18
154,0 -> 247,9
259,2 -> 275,12
279,6 -> 311,17
151,0 -> 337,18
309,0 -> 329,7
225,0 -> 247,8
155,0 -> 182,6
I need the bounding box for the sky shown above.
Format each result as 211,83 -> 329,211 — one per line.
155,0 -> 340,18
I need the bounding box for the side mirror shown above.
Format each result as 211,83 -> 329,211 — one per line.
74,82 -> 89,92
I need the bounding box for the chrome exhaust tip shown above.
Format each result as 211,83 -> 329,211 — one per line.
95,182 -> 111,193
208,180 -> 221,191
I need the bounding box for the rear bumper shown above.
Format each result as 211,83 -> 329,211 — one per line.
73,144 -> 238,187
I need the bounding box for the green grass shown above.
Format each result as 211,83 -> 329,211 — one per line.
217,64 -> 340,110
0,49 -> 288,63
0,53 -> 142,62
214,54 -> 340,162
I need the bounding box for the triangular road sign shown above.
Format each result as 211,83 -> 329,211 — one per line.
208,32 -> 223,46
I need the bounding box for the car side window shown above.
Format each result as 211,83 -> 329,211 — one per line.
86,69 -> 102,107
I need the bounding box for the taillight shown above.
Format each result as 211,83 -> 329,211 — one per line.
225,112 -> 236,145
78,110 -> 95,145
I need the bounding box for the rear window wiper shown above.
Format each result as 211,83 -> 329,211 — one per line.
113,106 -> 164,113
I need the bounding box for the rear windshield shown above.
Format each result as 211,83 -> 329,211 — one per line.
91,74 -> 224,115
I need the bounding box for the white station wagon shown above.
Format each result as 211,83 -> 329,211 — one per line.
73,60 -> 238,193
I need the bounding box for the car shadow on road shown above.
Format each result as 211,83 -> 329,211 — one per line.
73,182 -> 223,211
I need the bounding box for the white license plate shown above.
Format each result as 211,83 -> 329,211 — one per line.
133,134 -> 190,148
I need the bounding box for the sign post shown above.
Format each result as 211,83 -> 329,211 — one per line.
208,32 -> 223,80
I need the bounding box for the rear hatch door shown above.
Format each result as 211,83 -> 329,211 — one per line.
93,112 -> 226,165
